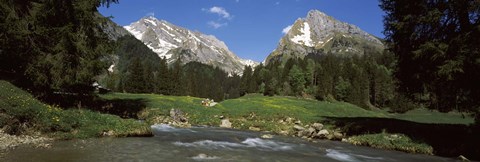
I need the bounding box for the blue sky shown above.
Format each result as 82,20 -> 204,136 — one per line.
99,0 -> 385,62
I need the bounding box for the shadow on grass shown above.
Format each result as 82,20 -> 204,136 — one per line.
44,94 -> 147,119
92,98 -> 147,119
322,117 -> 480,160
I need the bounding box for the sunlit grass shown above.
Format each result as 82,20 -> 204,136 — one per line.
347,131 -> 434,155
0,81 -> 151,139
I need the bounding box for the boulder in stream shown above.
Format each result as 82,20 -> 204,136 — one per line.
312,123 -> 324,131
220,119 -> 232,128
293,125 -> 305,131
316,129 -> 329,138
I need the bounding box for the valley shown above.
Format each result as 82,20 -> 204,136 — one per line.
1,0 -> 479,161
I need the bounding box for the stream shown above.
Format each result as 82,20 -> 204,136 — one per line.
4,124 -> 456,162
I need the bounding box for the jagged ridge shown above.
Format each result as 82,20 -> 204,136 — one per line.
266,10 -> 384,64
124,16 -> 258,74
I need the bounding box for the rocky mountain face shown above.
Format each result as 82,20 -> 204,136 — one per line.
124,16 -> 258,74
265,10 -> 384,64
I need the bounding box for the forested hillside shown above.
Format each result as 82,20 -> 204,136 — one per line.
0,0 -> 118,98
99,35 -> 242,101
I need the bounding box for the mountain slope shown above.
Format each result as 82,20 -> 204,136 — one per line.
266,10 -> 384,64
124,16 -> 258,74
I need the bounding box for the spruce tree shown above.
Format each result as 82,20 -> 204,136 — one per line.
289,65 -> 306,96
381,0 -> 480,115
124,58 -> 145,93
1,0 -> 119,97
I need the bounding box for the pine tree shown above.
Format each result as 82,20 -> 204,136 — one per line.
124,58 -> 145,93
170,59 -> 185,96
240,66 -> 253,95
1,0 -> 119,97
289,65 -> 306,96
155,57 -> 169,94
381,0 -> 480,115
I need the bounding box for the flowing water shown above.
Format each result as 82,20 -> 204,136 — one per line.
4,124 -> 456,162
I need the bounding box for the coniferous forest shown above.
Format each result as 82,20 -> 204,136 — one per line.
1,0 -> 480,160
1,0 -> 478,121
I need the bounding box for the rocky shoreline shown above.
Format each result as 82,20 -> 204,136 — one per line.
156,109 -> 345,141
1,108 -> 470,161
0,130 -> 52,158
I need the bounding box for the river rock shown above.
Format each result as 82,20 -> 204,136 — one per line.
293,125 -> 305,131
316,129 -> 329,138
261,134 -> 273,139
285,117 -> 294,123
278,130 -> 289,136
297,127 -> 316,138
102,130 -> 115,137
220,119 -> 232,128
170,108 -> 188,123
333,131 -> 343,140
249,126 -> 261,131
192,153 -> 219,160
0,129 -> 51,153
312,123 -> 323,131
306,127 -> 316,136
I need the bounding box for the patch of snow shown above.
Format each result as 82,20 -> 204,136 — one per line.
189,31 -> 203,43
210,46 -> 222,54
162,22 -> 174,31
291,22 -> 314,47
173,37 -> 182,43
240,59 -> 258,67
124,26 -> 144,40
161,28 -> 175,37
158,38 -> 178,49
144,19 -> 157,26
146,39 -> 177,60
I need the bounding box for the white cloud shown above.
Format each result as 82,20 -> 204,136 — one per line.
282,25 -> 293,34
208,21 -> 228,29
146,12 -> 155,17
235,0 -> 239,2
204,6 -> 232,19
275,2 -> 280,5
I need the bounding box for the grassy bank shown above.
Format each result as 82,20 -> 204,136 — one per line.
346,131 -> 434,154
100,92 -> 477,159
2,82 -> 477,159
0,80 -> 151,140
101,93 -> 386,130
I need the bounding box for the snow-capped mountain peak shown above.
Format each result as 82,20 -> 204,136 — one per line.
266,10 -> 384,64
124,16 -> 258,73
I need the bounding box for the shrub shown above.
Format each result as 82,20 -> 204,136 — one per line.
389,93 -> 417,113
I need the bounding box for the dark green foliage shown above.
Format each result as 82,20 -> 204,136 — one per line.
380,0 -> 480,115
240,66 -> 255,95
0,0 -> 118,97
102,39 -> 243,101
155,57 -> 170,94
257,50 -> 396,109
389,93 -> 417,113
124,58 -> 146,93
183,62 -> 225,101
0,80 -> 150,138
288,65 -> 306,95
102,35 -> 162,93
334,77 -> 350,101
